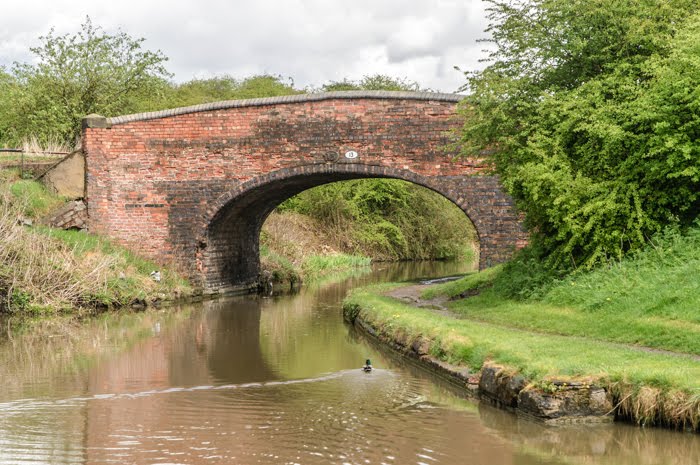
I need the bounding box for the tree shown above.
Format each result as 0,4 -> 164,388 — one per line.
9,17 -> 171,146
164,74 -> 301,108
458,0 -> 700,269
321,74 -> 425,92
0,68 -> 18,144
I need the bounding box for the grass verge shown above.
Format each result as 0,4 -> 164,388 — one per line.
344,285 -> 700,430
422,226 -> 700,356
260,211 -> 373,285
9,179 -> 66,217
301,253 -> 372,278
260,245 -> 371,286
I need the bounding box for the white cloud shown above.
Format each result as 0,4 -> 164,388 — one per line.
0,0 -> 491,92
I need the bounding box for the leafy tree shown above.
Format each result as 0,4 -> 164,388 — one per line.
164,74 -> 300,108
0,68 -> 18,144
458,0 -> 700,269
321,74 -> 425,92
9,17 -> 171,146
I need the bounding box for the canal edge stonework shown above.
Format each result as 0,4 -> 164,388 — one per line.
343,306 -> 616,425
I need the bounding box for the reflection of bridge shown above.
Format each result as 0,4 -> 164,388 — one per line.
82,91 -> 527,293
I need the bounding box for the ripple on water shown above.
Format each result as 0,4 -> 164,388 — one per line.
3,260 -> 700,465
0,369 -> 494,465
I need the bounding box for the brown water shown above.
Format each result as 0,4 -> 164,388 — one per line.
1,262 -> 699,465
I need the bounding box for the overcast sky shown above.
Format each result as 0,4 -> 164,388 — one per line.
0,0 -> 491,93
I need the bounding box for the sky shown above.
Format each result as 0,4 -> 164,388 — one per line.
0,0 -> 491,93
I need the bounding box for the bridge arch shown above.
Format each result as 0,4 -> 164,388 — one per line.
82,91 -> 527,293
199,164 -> 484,292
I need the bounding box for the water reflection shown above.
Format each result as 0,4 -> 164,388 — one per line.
479,406 -> 700,465
203,298 -> 278,383
0,261 -> 698,465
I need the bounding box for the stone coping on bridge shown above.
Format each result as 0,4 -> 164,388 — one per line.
83,91 -> 464,127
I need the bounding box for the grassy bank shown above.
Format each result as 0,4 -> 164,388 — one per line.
344,227 -> 700,430
260,211 -> 373,285
345,286 -> 700,429
0,170 -> 192,316
424,227 -> 700,356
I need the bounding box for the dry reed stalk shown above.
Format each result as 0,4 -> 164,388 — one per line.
662,390 -> 700,431
20,135 -> 71,158
609,381 -> 700,432
0,189 -> 122,311
634,386 -> 663,425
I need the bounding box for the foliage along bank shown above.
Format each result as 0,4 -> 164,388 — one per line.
259,178 -> 478,286
457,0 -> 700,277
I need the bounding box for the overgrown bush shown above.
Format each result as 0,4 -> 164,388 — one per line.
490,243 -> 567,299
458,0 -> 700,270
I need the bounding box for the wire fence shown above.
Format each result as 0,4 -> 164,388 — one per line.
0,148 -> 70,156
0,148 -> 71,179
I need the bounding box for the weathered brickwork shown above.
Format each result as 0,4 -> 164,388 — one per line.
82,91 -> 528,293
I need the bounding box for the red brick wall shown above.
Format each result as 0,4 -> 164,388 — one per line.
83,93 -> 527,292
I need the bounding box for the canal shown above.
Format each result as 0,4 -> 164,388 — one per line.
1,262 -> 698,464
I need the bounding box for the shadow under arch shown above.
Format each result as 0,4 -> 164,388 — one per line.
197,163 -> 492,293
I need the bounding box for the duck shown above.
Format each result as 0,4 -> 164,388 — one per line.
362,359 -> 373,372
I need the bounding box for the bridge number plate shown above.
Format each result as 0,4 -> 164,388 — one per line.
344,150 -> 359,159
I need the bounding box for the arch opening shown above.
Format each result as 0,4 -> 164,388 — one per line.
199,165 -> 484,293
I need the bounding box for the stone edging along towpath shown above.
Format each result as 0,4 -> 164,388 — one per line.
343,303 -> 615,425
343,281 -> 700,432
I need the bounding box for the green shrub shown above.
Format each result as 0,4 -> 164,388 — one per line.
458,0 -> 700,269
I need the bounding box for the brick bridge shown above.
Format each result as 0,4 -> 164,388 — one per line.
82,91 -> 527,293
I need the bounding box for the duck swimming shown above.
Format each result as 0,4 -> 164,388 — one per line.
362,359 -> 373,372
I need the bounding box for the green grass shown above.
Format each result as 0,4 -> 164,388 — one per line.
9,179 -> 66,217
422,265 -> 501,299
41,227 -> 192,304
301,253 -> 371,278
42,228 -> 163,275
421,226 -> 700,356
260,245 -> 300,284
345,287 -> 700,391
260,242 -> 371,285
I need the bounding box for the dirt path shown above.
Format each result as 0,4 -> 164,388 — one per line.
385,283 -> 453,316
